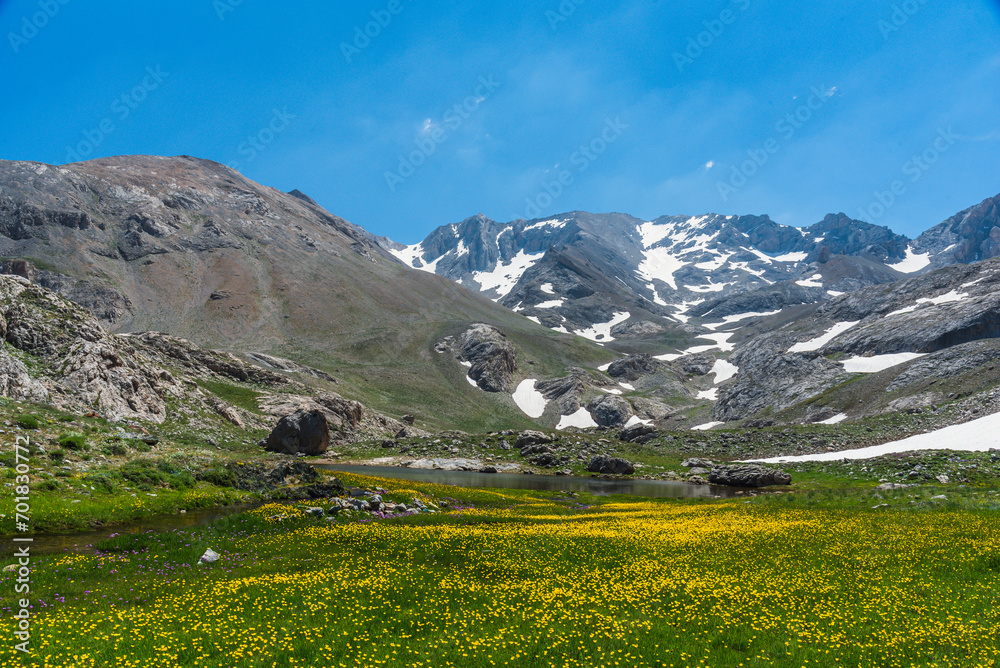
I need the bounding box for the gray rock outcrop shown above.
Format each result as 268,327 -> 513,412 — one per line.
459,324 -> 517,393
708,465 -> 791,487
264,409 -> 330,456
587,455 -> 635,475
586,395 -> 634,428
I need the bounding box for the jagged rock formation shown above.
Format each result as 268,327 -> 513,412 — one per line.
458,324 -> 517,393
715,257 -> 1000,423
914,193 -> 1000,267
385,210 -> 927,342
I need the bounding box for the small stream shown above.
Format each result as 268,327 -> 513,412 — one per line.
22,467 -> 738,555
23,503 -> 262,556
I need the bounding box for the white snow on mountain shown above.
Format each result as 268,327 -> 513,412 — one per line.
788,321 -> 859,353
473,249 -> 544,298
557,408 -> 599,430
751,411 -> 1000,463
841,353 -> 926,373
889,246 -> 932,274
573,312 -> 631,342
512,379 -> 547,418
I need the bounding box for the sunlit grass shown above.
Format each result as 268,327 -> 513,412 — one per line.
1,479 -> 997,668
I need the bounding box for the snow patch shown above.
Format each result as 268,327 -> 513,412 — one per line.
637,248 -> 687,290
695,252 -> 733,271
795,274 -> 824,288
619,382 -> 635,391
535,299 -> 564,309
711,359 -> 739,384
750,411 -> 1000,463
703,310 -> 781,330
524,218 -> 567,232
817,413 -> 848,425
600,388 -> 623,395
889,246 -> 931,274
697,388 -> 719,401
573,312 -> 631,342
473,250 -> 544,298
774,251 -> 808,263
540,283 -> 555,295
691,421 -> 724,431
597,362 -> 613,372
841,353 -> 925,373
788,321 -> 859,353
557,407 -> 598,430
466,375 -> 479,387
512,380 -> 547,418
919,290 -> 969,306
623,415 -> 653,428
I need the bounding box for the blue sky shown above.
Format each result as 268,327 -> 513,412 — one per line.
1,0 -> 998,243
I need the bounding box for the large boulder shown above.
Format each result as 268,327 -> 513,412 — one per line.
708,464 -> 791,488
515,430 -> 554,449
459,324 -> 517,393
618,423 -> 657,443
586,395 -> 634,428
587,455 -> 635,475
264,409 -> 330,456
607,354 -> 663,382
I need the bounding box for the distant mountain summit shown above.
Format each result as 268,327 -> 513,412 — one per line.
383,210 -> 933,342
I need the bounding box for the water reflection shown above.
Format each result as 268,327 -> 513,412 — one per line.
318,464 -> 741,499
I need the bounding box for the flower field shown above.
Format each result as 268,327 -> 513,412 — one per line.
2,477 -> 998,667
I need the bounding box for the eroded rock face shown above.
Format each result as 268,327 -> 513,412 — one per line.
459,324 -> 517,393
607,355 -> 663,382
258,392 -> 428,444
0,276 -> 178,422
536,371 -> 587,414
586,395 -> 634,428
264,409 -> 330,456
708,465 -> 791,487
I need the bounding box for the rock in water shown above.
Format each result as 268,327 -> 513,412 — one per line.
264,409 -> 330,456
708,465 -> 791,488
198,548 -> 220,564
587,455 -> 635,475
